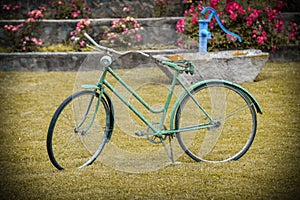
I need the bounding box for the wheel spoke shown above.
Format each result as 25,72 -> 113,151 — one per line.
224,103 -> 254,120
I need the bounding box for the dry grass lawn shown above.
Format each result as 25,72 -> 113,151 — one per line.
0,62 -> 299,199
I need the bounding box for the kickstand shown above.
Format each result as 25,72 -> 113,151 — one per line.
160,136 -> 181,164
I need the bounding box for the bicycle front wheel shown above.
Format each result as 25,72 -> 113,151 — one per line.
175,81 -> 257,162
47,90 -> 111,170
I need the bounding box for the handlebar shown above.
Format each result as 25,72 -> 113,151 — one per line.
84,33 -> 150,58
84,33 -> 194,75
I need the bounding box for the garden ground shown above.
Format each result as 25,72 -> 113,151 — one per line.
0,62 -> 299,199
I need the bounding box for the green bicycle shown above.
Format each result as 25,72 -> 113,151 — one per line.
47,33 -> 262,170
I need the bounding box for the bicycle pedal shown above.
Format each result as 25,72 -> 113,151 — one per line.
135,131 -> 145,137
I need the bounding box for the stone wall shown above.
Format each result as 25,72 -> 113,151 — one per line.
0,47 -> 297,72
0,17 -> 181,46
0,0 -> 185,19
1,12 -> 299,47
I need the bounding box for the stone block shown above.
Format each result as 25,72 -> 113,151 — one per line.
160,49 -> 269,84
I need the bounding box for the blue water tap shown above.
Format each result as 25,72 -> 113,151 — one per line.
198,7 -> 242,53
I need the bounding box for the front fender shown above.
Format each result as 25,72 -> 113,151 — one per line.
102,91 -> 114,141
170,79 -> 262,130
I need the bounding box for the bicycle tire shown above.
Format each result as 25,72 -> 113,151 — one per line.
47,90 -> 112,170
175,81 -> 257,162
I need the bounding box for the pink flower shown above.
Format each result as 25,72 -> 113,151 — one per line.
26,18 -> 35,23
72,11 -> 79,18
40,6 -> 46,11
191,12 -> 199,24
11,26 -> 19,32
289,32 -> 296,40
266,8 -> 279,22
28,9 -> 44,19
256,36 -> 265,44
4,25 -> 12,31
3,4 -> 11,10
226,1 -> 245,21
230,12 -> 238,21
31,37 -> 37,43
30,37 -> 43,45
276,0 -> 284,10
288,21 -> 299,40
72,4 -> 78,10
70,30 -> 78,36
176,18 -> 185,33
135,33 -> 142,42
274,20 -> 283,32
177,39 -> 182,48
197,2 -> 204,11
209,0 -> 220,10
230,36 -> 237,42
210,18 -> 216,30
189,5 -> 195,14
79,41 -> 85,47
49,1 -> 55,7
107,33 -> 116,39
123,7 -> 130,13
86,6 -> 91,12
58,1 -> 64,5
226,34 -> 237,42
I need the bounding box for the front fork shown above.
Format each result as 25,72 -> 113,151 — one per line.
74,88 -> 103,136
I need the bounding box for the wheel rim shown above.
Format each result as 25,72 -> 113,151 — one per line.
47,91 -> 110,169
175,82 -> 257,162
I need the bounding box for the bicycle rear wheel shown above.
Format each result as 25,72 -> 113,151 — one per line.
47,90 -> 111,170
175,81 -> 257,162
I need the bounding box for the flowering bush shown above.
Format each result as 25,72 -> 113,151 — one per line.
177,0 -> 299,51
1,4 -> 22,19
2,1 -> 92,52
48,0 -> 91,19
3,6 -> 46,52
100,16 -> 144,48
69,18 -> 91,50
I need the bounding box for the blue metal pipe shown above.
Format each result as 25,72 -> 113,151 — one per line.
198,7 -> 242,53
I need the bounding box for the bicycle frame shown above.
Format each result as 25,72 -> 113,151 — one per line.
83,62 -> 214,137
